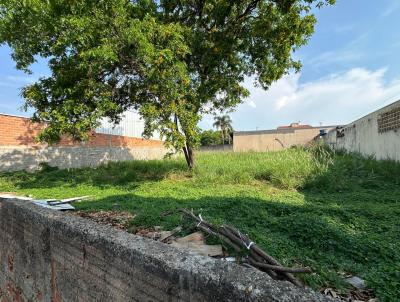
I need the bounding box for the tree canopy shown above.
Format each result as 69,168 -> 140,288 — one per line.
199,130 -> 222,146
0,0 -> 335,168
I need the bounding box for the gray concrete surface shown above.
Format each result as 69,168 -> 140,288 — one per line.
0,146 -> 167,172
324,100 -> 400,161
0,198 -> 334,302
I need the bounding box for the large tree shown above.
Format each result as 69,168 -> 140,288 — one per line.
0,0 -> 334,168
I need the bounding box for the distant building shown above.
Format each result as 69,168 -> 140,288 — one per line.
277,122 -> 313,130
233,123 -> 336,152
96,110 -> 144,138
96,110 -> 159,140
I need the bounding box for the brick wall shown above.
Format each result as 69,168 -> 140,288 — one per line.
0,113 -> 163,148
0,114 -> 166,171
0,198 -> 332,302
0,114 -> 44,146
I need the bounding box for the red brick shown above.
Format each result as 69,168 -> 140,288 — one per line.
0,114 -> 162,148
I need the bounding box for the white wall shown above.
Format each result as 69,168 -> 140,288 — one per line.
96,110 -> 160,140
96,111 -> 144,138
325,100 -> 400,161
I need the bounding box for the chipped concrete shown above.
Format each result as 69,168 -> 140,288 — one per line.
0,198 -> 334,301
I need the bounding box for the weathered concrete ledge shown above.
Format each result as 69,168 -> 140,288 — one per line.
0,198 -> 333,301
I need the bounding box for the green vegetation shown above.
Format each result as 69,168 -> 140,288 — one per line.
1,148 -> 399,301
0,0 -> 335,168
199,129 -> 223,146
213,115 -> 234,145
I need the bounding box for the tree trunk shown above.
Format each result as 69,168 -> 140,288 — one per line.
182,146 -> 189,166
183,144 -> 195,169
174,114 -> 195,169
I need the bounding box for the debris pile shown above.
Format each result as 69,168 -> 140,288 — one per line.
169,209 -> 310,287
131,226 -> 224,257
170,231 -> 223,257
75,211 -> 135,230
322,287 -> 376,302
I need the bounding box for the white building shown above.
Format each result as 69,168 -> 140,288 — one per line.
96,110 -> 145,138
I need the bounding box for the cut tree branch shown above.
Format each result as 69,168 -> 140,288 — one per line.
169,209 -> 310,287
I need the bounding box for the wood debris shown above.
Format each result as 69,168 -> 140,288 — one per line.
132,227 -> 224,257
169,208 -> 312,287
170,232 -> 223,257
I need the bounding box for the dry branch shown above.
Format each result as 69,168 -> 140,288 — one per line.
172,208 -> 310,287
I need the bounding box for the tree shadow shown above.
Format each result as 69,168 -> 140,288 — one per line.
0,158 -> 187,189
75,192 -> 399,292
14,117 -> 43,145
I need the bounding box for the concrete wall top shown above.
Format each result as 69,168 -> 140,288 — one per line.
234,126 -> 337,137
0,198 -> 333,302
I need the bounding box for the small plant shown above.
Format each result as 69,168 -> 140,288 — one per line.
38,162 -> 59,172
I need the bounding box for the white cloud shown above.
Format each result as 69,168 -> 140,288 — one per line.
222,68 -> 400,131
307,50 -> 364,67
381,2 -> 400,17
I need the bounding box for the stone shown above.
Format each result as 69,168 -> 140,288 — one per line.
111,203 -> 120,210
345,276 -> 366,289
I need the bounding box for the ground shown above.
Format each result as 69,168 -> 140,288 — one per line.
0,147 -> 399,301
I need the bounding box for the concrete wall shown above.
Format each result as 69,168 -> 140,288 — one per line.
0,198 -> 332,302
0,146 -> 167,171
324,100 -> 400,161
234,127 -> 335,152
0,113 -> 166,171
199,144 -> 233,152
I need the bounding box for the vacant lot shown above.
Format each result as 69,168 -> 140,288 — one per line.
1,147 -> 399,301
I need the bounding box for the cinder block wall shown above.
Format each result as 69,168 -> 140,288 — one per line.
233,127 -> 335,152
0,114 -> 166,171
0,198 -> 332,302
324,100 -> 400,161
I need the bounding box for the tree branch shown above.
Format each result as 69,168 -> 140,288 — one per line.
237,0 -> 261,20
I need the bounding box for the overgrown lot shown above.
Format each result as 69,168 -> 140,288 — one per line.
1,147 -> 399,301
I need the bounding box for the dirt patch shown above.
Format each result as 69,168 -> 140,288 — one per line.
75,211 -> 135,230
322,287 -> 376,302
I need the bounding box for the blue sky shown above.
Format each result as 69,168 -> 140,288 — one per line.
1,0 -> 400,131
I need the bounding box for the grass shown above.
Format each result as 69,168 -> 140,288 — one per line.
1,146 -> 399,301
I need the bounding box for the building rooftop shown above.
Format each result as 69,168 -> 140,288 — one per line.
277,123 -> 313,130
234,124 -> 337,136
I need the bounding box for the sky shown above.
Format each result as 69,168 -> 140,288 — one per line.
1,0 -> 400,131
